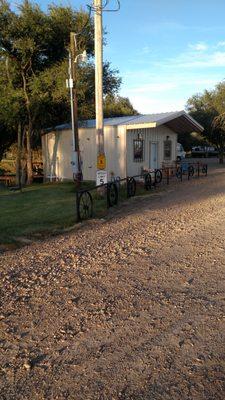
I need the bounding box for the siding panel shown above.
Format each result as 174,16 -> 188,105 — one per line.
42,124 -> 177,181
126,125 -> 177,176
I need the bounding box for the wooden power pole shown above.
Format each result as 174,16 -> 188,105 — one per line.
94,0 -> 107,185
70,32 -> 82,182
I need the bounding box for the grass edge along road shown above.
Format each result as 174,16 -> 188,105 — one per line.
0,181 -> 136,248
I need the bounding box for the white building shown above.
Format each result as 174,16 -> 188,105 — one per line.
41,111 -> 203,181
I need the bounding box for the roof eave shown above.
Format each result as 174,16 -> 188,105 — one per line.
155,111 -> 204,133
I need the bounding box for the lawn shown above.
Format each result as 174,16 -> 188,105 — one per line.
0,179 -> 151,248
0,182 -> 80,246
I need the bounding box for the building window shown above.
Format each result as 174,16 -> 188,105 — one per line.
133,139 -> 144,162
164,140 -> 172,160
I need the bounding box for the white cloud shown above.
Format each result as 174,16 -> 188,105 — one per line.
126,82 -> 176,94
120,69 -> 222,114
177,51 -> 225,68
157,45 -> 225,69
141,46 -> 151,55
188,42 -> 208,51
216,41 -> 225,48
120,41 -> 225,114
125,95 -> 184,114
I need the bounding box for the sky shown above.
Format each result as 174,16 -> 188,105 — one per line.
16,0 -> 225,114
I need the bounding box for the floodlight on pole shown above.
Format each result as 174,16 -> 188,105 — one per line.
75,50 -> 88,64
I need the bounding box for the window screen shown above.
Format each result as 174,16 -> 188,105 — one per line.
133,139 -> 144,162
164,140 -> 172,160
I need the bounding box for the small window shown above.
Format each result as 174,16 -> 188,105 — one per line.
164,140 -> 172,160
133,139 -> 144,162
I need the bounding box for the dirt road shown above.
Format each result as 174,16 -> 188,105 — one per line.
1,163 -> 225,399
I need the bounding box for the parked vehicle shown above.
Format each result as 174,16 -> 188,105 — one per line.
176,143 -> 186,161
191,146 -> 218,157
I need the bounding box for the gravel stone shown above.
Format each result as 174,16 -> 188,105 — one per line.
1,161 -> 225,399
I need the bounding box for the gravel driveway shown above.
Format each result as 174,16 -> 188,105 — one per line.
1,162 -> 225,400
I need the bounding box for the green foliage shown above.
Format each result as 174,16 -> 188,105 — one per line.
30,59 -> 125,125
104,94 -> 138,118
186,82 -> 225,156
0,0 -> 136,160
186,91 -> 218,138
77,61 -> 123,119
0,0 -> 96,155
211,113 -> 225,153
177,131 -> 205,151
0,59 -> 22,158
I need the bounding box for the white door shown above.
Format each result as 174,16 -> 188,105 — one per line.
150,142 -> 158,169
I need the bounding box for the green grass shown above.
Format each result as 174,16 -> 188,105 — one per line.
0,182 -> 81,246
0,179 -> 151,247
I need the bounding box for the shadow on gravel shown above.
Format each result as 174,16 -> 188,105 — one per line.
105,165 -> 225,222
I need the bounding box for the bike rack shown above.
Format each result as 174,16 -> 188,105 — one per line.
76,162 -> 208,221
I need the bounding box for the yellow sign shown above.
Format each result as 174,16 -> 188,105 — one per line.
97,154 -> 106,170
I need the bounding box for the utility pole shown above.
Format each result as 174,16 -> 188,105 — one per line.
70,32 -> 82,182
94,0 -> 107,185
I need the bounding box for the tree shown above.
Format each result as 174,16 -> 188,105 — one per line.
211,113 -> 225,163
186,82 -> 225,162
29,60 -> 124,126
0,59 -> 23,173
0,0 -> 137,182
177,131 -> 206,152
0,0 -> 94,182
186,90 -> 218,136
104,95 -> 137,118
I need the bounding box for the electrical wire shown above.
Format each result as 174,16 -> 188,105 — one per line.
102,0 -> 110,7
88,0 -> 120,13
73,0 -> 120,49
102,0 -> 120,12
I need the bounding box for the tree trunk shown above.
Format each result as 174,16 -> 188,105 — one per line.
21,127 -> 27,185
21,68 -> 33,185
26,128 -> 33,185
16,123 -> 22,187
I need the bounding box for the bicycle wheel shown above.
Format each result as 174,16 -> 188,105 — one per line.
78,191 -> 93,220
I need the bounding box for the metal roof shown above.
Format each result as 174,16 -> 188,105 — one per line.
79,111 -> 186,128
79,115 -> 138,128
43,111 -> 203,134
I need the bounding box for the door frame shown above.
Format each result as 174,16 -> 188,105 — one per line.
149,141 -> 159,170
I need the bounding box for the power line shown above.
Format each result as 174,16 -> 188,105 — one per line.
74,0 -> 120,40
102,0 -> 120,12
87,0 -> 120,13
